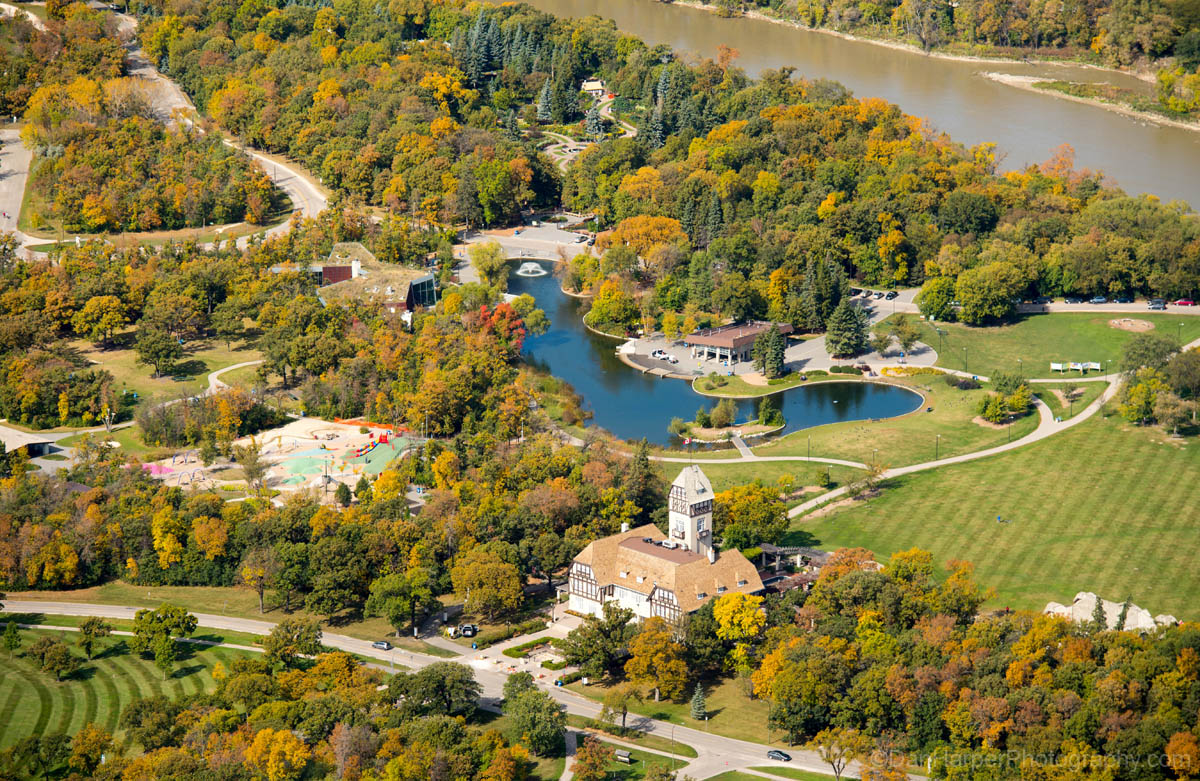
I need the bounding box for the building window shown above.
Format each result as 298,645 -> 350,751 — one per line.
697,592 -> 707,599
717,586 -> 727,593
737,579 -> 747,586
636,575 -> 645,584
620,571 -> 628,578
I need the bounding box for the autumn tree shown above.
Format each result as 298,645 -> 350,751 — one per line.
238,547 -> 281,613
72,296 -> 126,348
1167,731 -> 1200,780
470,241 -> 510,290
572,736 -> 615,781
68,724 -> 112,777
262,618 -> 323,668
809,727 -> 870,780
246,727 -> 312,781
625,617 -> 689,701
712,592 -> 766,677
714,481 -> 787,550
450,547 -> 523,621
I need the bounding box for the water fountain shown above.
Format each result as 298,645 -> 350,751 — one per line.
515,261 -> 548,277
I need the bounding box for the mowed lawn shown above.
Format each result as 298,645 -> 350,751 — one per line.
888,313 -> 1200,379
0,629 -> 250,748
796,408 -> 1200,618
752,377 -> 1043,467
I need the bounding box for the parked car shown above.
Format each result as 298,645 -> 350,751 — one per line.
650,349 -> 667,359
849,287 -> 862,296
1089,296 -> 1108,304
586,237 -> 595,246
1149,298 -> 1167,310
885,290 -> 899,300
459,624 -> 478,638
1175,299 -> 1196,306
1064,297 -> 1084,304
1034,296 -> 1051,305
766,750 -> 792,762
371,640 -> 393,651
665,355 -> 679,364
1115,296 -> 1134,303
873,291 -> 885,299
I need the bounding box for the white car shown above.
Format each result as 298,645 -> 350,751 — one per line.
650,349 -> 667,359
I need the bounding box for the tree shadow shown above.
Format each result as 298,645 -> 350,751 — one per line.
172,664 -> 204,679
72,665 -> 98,682
98,639 -> 129,659
170,359 -> 206,380
780,528 -> 821,547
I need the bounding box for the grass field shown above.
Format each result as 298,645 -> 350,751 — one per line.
746,768 -> 833,780
72,329 -> 262,403
58,424 -> 175,461
751,377 -> 1043,467
796,407 -> 1200,618
0,612 -> 268,649
1032,382 -> 1106,419
889,313 -> 1200,379
0,628 -> 251,749
4,582 -> 455,656
595,739 -> 689,779
568,676 -> 799,748
693,370 -> 843,398
565,715 -> 698,758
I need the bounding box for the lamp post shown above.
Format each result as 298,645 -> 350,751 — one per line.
807,436 -> 811,462
1017,358 -> 1023,375
963,346 -> 968,373
1179,322 -> 1184,343
1106,359 -> 1111,380
935,434 -> 941,460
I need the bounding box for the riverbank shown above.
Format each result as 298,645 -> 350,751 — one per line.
982,72 -> 1200,134
670,0 -> 1155,84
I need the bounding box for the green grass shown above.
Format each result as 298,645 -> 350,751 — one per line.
58,424 -> 176,460
892,313 -> 1200,379
693,370 -> 842,398
594,739 -> 688,780
751,377 -> 1042,467
68,330 -> 262,404
472,711 -> 566,780
568,676 -> 796,748
706,773 -> 770,781
1032,382 -> 1106,420
795,407 -> 1200,618
662,461 -> 863,507
0,628 -> 251,748
565,714 -> 698,758
747,768 -> 834,780
4,582 -> 458,655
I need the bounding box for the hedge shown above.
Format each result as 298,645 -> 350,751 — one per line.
473,618 -> 548,650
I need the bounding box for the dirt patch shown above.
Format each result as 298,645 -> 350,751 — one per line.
1051,389 -> 1083,407
972,415 -> 1017,429
1109,318 -> 1155,332
740,372 -> 769,386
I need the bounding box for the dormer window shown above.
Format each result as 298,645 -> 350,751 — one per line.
717,586 -> 727,593
737,579 -> 748,587
620,571 -> 629,578
636,575 -> 645,584
697,592 -> 707,599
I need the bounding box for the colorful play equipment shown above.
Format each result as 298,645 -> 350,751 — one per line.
349,432 -> 389,458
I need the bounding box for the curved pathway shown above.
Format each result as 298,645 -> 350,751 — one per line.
1,599 -> 845,779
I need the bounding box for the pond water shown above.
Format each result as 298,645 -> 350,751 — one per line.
492,0 -> 1200,207
511,261 -> 922,445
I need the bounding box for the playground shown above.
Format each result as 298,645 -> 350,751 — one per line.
143,418 -> 417,496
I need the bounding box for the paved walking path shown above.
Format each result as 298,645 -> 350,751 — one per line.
560,729 -> 578,781
731,435 -> 753,458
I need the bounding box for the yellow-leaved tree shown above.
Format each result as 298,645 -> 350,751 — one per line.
246,727 -> 311,781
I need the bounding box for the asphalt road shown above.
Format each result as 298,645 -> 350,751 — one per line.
2,599 -> 846,779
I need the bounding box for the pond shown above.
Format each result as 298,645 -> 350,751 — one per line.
511,261 -> 923,446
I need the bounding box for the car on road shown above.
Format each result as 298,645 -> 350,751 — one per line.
1175,299 -> 1196,306
885,290 -> 899,300
665,355 -> 679,364
1089,296 -> 1108,304
651,349 -> 667,359
574,234 -> 587,243
1064,297 -> 1084,304
459,624 -> 478,638
1149,298 -> 1167,310
1034,296 -> 1051,305
371,640 -> 393,650
586,236 -> 595,246
873,291 -> 885,299
1115,296 -> 1134,303
766,750 -> 792,762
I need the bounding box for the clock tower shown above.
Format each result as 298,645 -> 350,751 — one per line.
668,465 -> 714,558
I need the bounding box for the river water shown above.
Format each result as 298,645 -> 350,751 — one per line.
511,262 -> 922,445
504,0 -> 1200,207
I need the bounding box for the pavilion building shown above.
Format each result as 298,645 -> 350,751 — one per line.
681,321 -> 793,364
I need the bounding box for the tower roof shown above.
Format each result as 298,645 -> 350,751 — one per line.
672,464 -> 713,502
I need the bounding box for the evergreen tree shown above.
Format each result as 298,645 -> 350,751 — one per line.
503,109 -> 521,141
824,299 -> 868,357
648,106 -> 665,149
752,326 -> 786,379
704,193 -> 723,245
584,107 -> 604,140
1116,596 -> 1132,631
536,78 -> 552,122
625,439 -> 659,520
690,683 -> 707,721
1092,596 -> 1108,630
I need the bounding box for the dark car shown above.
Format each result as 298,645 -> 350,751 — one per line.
850,288 -> 862,296
766,750 -> 792,762
371,640 -> 393,651
1064,297 -> 1084,304
1115,296 -> 1134,304
885,291 -> 899,300
1149,298 -> 1167,310
1034,297 -> 1051,305
1089,296 -> 1107,304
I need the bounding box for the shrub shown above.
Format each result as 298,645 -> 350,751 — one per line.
541,659 -> 567,670
503,638 -> 550,659
559,671 -> 585,685
830,365 -> 863,375
473,618 -> 548,649
946,375 -> 981,390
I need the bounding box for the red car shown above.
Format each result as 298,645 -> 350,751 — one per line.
1174,299 -> 1196,306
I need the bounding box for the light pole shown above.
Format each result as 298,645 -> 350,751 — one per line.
1179,322 -> 1184,343
935,434 -> 940,460
1017,358 -> 1022,375
1106,359 -> 1111,380
963,346 -> 968,373
807,436 -> 811,461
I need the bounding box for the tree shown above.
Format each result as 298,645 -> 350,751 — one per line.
825,299 -> 868,357
246,727 -> 312,781
71,295 -> 126,347
869,331 -> 892,357
262,617 -> 323,668
625,617 -> 689,701
239,547 -> 281,613
130,603 -> 197,656
690,683 -> 708,720
210,300 -> 245,349
572,736 -> 615,781
809,727 -> 871,780
600,682 -> 643,730
470,241 -> 509,290
391,662 -> 481,719
3,621 -> 19,658
134,327 -> 184,377
1167,349 -> 1200,410
233,440 -> 268,496
1167,731 -> 1200,780
1155,390 -> 1194,435
938,191 -> 999,235
917,277 -> 956,321
709,397 -> 736,429
1116,595 -> 1132,631
504,689 -> 566,755
334,481 -> 351,506
714,481 -> 787,550
1119,332 -> 1179,375
559,602 -> 635,679
77,617 -> 112,661
151,631 -> 177,678
121,695 -> 182,750
451,547 -> 523,621
712,592 -> 765,676
752,326 -> 786,378
39,639 -> 80,681
890,315 -> 921,354
68,724 -> 112,776
954,262 -> 1024,324
588,279 -> 639,330
366,566 -> 434,637
584,106 -> 604,140
1119,368 -> 1171,424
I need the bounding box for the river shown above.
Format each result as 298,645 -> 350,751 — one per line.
501,0 -> 1200,207
511,262 -> 922,445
